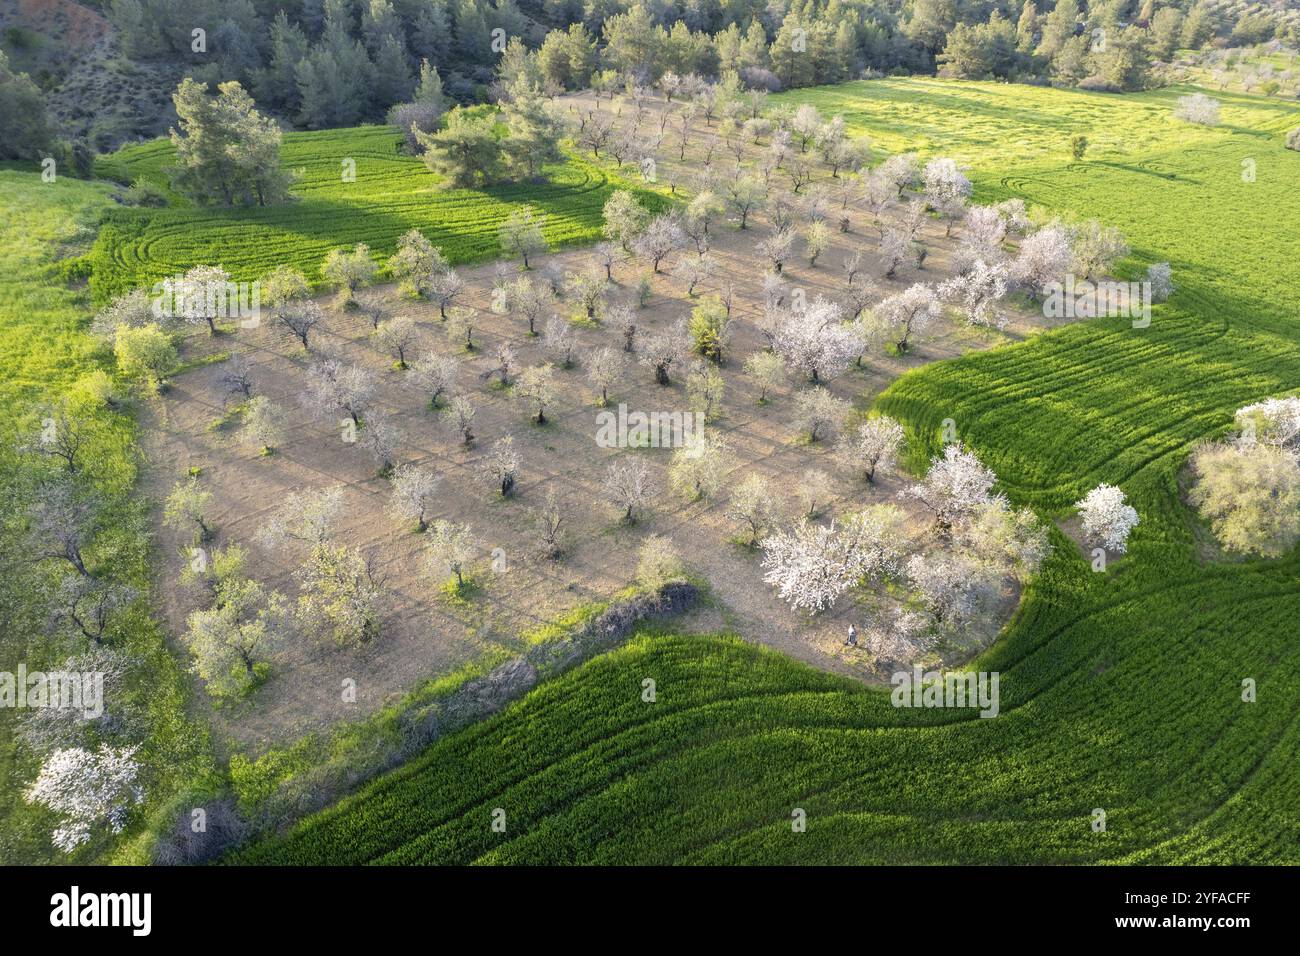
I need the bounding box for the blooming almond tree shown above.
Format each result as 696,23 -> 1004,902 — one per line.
938,260 -> 1010,330
587,346 -> 627,407
922,157 -> 973,237
760,505 -> 907,613
258,486 -> 343,549
515,366 -> 557,425
25,745 -> 143,852
905,550 -> 998,628
1174,92 -> 1221,126
638,320 -> 690,385
838,415 -> 905,482
480,435 -> 521,497
876,283 -> 941,354
410,353 -> 458,408
1011,223 -> 1072,299
773,296 -> 863,384
633,213 -> 687,273
793,387 -> 850,443
902,443 -> 1002,534
1074,483 -> 1140,554
1234,396 -> 1300,451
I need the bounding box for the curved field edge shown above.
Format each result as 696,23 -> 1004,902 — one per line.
234,80 -> 1300,866
87,125 -> 670,303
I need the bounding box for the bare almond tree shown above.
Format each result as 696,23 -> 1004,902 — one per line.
388,464 -> 440,532
19,403 -> 90,475
587,346 -> 628,406
534,487 -> 566,559
543,317 -> 577,369
275,300 -> 324,350
410,353 -> 458,408
480,435 -> 521,497
603,457 -> 656,523
449,396 -> 476,444
638,319 -> 690,385
372,316 -> 419,369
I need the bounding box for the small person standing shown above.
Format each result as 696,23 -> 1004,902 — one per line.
845,623 -> 858,648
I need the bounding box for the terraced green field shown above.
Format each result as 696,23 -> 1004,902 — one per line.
90,125 -> 664,302
238,79 -> 1300,865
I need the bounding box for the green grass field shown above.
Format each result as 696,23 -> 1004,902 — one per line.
237,80 -> 1300,865
0,170 -> 216,864
90,125 -> 664,302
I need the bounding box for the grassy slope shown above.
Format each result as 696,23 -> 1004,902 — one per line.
89,125 -> 665,302
238,80 -> 1300,865
0,169 -> 216,864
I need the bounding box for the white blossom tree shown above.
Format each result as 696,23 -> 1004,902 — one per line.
25,745 -> 143,852
587,346 -> 628,406
1174,92 -> 1221,125
638,319 -> 690,385
757,227 -> 795,274
480,435 -> 521,496
372,316 -> 419,369
760,505 -> 908,613
1074,483 -> 1140,554
938,260 -> 1010,330
902,443 -> 1002,534
258,486 -> 343,549
838,415 -> 905,482
304,358 -> 375,426
633,212 -> 687,273
449,395 -> 476,443
956,205 -> 1007,271
905,551 -> 998,627
1012,223 -> 1072,298
359,412 -> 400,475
773,296 -> 863,383
1235,396 -> 1300,451
879,152 -> 921,196
876,283 -> 941,353
542,316 -> 577,368
274,299 -> 325,350
922,157 -> 973,236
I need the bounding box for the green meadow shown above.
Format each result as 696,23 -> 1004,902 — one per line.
90,125 -> 665,302
237,79 -> 1300,865
0,170 -> 215,864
